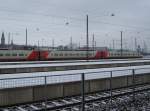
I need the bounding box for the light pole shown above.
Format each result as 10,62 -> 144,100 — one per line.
26,28 -> 28,46
52,38 -> 55,50
120,31 -> 123,57
92,34 -> 95,51
86,15 -> 89,61
38,40 -> 40,60
42,38 -> 44,48
70,36 -> 73,50
113,39 -> 115,50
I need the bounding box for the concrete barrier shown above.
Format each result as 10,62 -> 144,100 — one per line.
33,84 -> 64,101
0,87 -> 33,106
89,78 -> 110,92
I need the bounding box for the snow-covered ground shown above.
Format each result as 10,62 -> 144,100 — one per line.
0,65 -> 150,89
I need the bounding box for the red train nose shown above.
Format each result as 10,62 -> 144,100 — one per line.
27,50 -> 49,61
94,51 -> 109,59
40,51 -> 49,60
27,51 -> 39,60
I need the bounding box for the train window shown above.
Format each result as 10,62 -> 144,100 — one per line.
54,53 -> 58,56
70,53 -> 72,56
59,53 -> 63,56
0,54 -> 3,56
89,53 -> 92,56
81,54 -> 84,56
65,53 -> 68,56
51,53 -> 53,56
5,53 -> 10,56
12,54 -> 17,56
25,54 -> 27,56
76,53 -> 79,56
19,54 -> 24,56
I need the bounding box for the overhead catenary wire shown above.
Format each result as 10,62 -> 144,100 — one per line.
0,8 -> 150,33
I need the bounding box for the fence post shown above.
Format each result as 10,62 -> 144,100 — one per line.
110,71 -> 112,109
132,69 -> 135,106
81,73 -> 85,111
44,76 -> 47,111
126,75 -> 129,87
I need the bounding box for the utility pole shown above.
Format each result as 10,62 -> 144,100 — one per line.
38,40 -> 40,60
86,15 -> 89,61
52,39 -> 55,50
8,32 -> 10,45
79,42 -> 80,49
92,34 -> 95,50
121,31 -> 123,57
95,41 -> 96,49
113,39 -> 115,50
42,38 -> 44,48
26,28 -> 28,46
38,40 -> 40,49
135,38 -> 137,52
70,36 -> 72,50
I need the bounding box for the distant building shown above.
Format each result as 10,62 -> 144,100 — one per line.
1,32 -> 5,46
0,32 -> 6,49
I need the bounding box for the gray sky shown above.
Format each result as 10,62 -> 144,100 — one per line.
0,0 -> 150,50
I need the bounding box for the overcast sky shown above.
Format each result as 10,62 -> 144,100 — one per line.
0,0 -> 150,50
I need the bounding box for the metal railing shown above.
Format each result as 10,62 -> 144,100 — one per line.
0,67 -> 150,110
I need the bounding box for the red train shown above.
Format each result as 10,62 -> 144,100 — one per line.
0,49 -> 141,61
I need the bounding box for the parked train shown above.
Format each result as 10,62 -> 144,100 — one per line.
0,49 -> 142,61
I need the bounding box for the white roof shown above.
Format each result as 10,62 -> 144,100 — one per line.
0,59 -> 150,69
0,65 -> 150,89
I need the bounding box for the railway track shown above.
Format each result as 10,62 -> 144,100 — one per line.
1,84 -> 150,111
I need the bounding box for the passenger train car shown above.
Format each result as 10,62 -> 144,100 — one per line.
108,50 -> 142,58
0,50 -> 48,61
0,49 -> 142,61
47,50 -> 108,60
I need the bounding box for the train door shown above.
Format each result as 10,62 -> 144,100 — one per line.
39,51 -> 49,60
27,50 -> 39,61
101,50 -> 108,58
